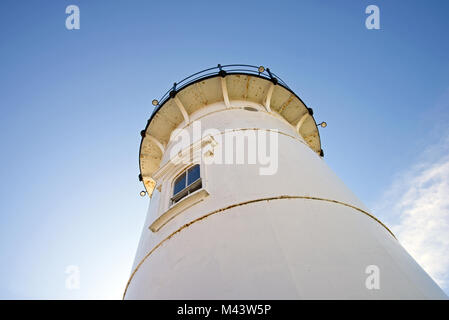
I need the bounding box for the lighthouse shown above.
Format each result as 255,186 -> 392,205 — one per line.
124,64 -> 447,299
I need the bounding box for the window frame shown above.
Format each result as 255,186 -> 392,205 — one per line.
170,164 -> 202,205
149,135 -> 215,232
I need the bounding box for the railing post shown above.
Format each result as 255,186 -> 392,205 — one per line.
266,68 -> 278,85
218,64 -> 226,78
169,82 -> 177,98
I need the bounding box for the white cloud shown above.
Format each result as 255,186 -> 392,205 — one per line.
377,137 -> 449,292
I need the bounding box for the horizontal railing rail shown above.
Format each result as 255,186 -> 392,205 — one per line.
151,64 -> 291,112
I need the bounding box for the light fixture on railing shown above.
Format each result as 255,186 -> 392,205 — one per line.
318,122 -> 327,128
258,66 -> 265,73
140,191 -> 147,197
152,99 -> 159,106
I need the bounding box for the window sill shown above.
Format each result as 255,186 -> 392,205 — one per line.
149,188 -> 209,232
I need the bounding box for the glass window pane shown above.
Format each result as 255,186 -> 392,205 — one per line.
173,172 -> 186,195
187,164 -> 200,185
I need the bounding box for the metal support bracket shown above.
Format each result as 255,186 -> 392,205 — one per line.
174,96 -> 190,124
221,77 -> 231,108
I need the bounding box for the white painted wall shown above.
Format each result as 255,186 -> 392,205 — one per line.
125,101 -> 447,299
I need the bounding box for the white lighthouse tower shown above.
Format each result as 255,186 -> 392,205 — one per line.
124,65 -> 447,299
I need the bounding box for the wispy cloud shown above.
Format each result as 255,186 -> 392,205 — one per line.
376,135 -> 449,292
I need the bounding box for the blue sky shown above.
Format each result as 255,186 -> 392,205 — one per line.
0,0 -> 448,299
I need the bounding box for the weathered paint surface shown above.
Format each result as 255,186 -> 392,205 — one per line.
127,83 -> 447,299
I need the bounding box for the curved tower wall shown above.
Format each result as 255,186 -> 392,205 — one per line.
125,96 -> 447,299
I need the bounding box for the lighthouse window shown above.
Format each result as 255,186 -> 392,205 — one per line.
172,164 -> 202,204
173,173 -> 187,196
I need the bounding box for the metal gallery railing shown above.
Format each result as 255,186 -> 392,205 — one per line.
151,64 -> 291,111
